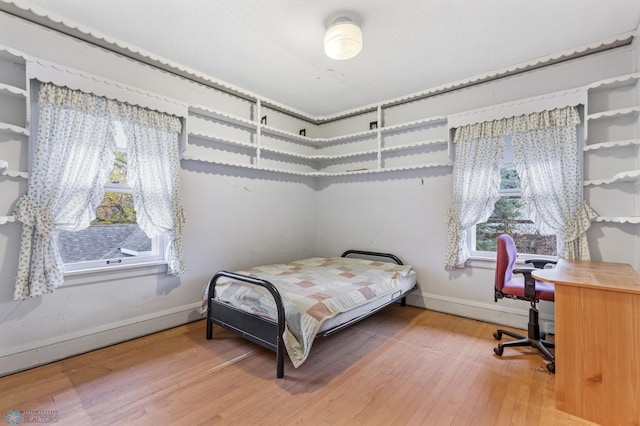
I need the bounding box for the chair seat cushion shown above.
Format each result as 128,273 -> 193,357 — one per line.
502,275 -> 555,301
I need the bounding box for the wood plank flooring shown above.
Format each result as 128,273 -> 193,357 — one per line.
0,306 -> 597,425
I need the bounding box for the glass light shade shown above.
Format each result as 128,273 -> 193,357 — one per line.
324,18 -> 363,60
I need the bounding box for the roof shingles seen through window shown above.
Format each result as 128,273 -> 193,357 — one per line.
58,224 -> 151,263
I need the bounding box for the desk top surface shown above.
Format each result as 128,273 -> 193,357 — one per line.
532,259 -> 640,295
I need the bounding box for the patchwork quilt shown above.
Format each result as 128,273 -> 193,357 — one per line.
203,256 -> 413,368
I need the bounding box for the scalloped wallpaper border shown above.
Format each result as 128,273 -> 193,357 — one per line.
0,0 -> 637,125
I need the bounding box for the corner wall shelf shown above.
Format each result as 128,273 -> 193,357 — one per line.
380,139 -> 448,153
593,216 -> 640,224
320,129 -> 378,144
0,122 -> 29,136
584,139 -> 640,151
261,146 -> 378,161
0,160 -> 28,179
185,97 -> 452,177
189,104 -> 257,129
586,106 -> 640,121
260,125 -> 317,145
181,153 -> 452,177
583,71 -> 640,240
181,152 -> 256,171
0,47 -> 28,227
584,170 -> 640,186
586,72 -> 640,91
0,82 -> 27,98
188,131 -> 255,149
381,116 -> 448,133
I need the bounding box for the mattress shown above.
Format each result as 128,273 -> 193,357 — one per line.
318,270 -> 416,332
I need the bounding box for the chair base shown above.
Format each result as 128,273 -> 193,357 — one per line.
493,307 -> 555,374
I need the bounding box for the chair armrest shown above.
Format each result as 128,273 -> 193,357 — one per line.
513,267 -> 537,299
524,259 -> 558,269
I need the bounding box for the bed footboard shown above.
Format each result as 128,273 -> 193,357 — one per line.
206,271 -> 286,378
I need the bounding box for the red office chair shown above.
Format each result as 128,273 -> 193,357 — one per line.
493,234 -> 556,373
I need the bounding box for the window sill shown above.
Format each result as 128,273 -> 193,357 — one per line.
62,261 -> 168,287
467,254 -> 558,266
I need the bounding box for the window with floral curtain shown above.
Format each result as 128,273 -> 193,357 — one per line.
445,106 -> 595,269
13,83 -> 185,299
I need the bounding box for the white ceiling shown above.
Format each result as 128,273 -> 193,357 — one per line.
8,0 -> 640,116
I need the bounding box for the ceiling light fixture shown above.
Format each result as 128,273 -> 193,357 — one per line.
324,17 -> 363,60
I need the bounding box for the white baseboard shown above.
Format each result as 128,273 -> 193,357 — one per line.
1,294 -> 555,377
406,291 -> 555,334
0,302 -> 203,377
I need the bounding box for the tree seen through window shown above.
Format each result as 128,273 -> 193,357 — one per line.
475,166 -> 557,256
92,151 -> 136,225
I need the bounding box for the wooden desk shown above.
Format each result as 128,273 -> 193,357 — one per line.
533,260 -> 640,425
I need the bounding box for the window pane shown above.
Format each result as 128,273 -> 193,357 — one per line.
500,165 -> 520,190
107,151 -> 127,185
55,120 -> 164,271
475,196 -> 557,256
92,191 -> 136,225
58,224 -> 151,263
59,191 -> 152,264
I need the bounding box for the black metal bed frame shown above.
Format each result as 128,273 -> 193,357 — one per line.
205,249 -> 415,378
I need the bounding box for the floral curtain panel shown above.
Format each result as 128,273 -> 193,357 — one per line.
14,84 -> 117,299
14,83 -> 185,299
122,106 -> 185,275
444,122 -> 505,269
512,107 -> 597,259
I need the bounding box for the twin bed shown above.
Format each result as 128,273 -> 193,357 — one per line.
203,250 -> 417,378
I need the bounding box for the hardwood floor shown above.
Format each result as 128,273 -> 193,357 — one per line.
0,306 -> 597,425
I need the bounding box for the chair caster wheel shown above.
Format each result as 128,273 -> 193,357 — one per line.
494,345 -> 503,356
547,362 -> 555,374
493,331 -> 502,340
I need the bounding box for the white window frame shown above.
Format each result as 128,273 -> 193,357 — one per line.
58,121 -> 168,274
63,238 -> 167,274
467,138 -> 557,262
62,196 -> 168,274
467,184 -> 557,262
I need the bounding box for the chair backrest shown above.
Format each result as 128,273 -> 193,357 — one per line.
495,234 -> 517,292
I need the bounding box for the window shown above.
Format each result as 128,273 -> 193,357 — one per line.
446,106 -> 587,270
469,138 -> 557,258
14,82 -> 184,299
59,122 -> 166,273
